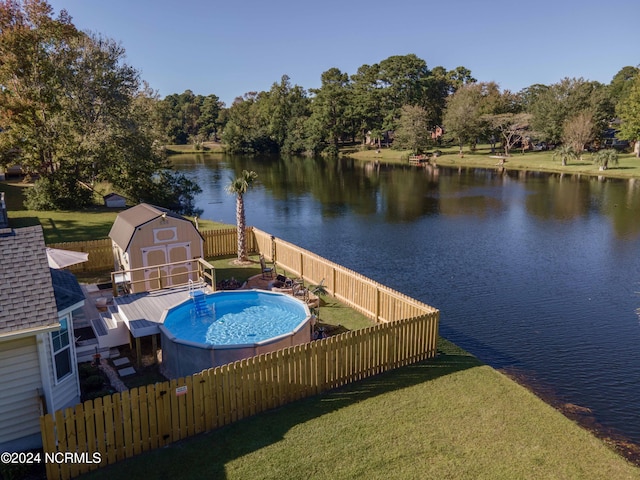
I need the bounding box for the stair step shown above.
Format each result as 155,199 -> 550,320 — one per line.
91,317 -> 108,336
92,313 -> 118,336
101,311 -> 118,329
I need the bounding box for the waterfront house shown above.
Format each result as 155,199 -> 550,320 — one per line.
0,226 -> 84,451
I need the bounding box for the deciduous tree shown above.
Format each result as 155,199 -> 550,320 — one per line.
442,84 -> 484,155
482,113 -> 532,156
616,71 -> 640,156
529,78 -> 613,144
609,66 -> 640,107
393,105 -> 431,154
561,111 -> 595,160
0,0 -> 200,212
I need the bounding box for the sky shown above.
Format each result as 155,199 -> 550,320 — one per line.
47,0 -> 640,107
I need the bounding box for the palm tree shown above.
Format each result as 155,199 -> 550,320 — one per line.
593,149 -> 619,170
553,144 -> 577,167
226,170 -> 258,262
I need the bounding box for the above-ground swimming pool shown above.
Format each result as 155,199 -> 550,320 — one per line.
159,289 -> 312,378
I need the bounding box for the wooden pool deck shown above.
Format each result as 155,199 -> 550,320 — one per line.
112,274 -> 313,340
115,285 -> 202,338
114,276 -> 268,338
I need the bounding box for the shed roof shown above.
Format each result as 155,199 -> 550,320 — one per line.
108,203 -> 197,251
103,192 -> 126,199
0,226 -> 59,335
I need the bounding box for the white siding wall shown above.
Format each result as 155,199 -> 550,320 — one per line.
39,314 -> 81,413
0,336 -> 43,449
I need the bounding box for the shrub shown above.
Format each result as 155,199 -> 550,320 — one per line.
593,149 -> 619,170
84,374 -> 105,391
78,363 -> 100,379
323,145 -> 339,157
85,388 -> 115,401
24,169 -> 93,210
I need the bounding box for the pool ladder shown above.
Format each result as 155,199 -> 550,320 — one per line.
192,291 -> 210,317
189,279 -> 210,317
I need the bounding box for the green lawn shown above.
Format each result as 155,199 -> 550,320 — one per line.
78,338 -> 640,480
165,142 -> 225,154
0,180 -> 227,243
347,144 -> 640,179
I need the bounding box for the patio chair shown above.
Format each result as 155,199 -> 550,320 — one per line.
260,254 -> 274,279
292,279 -> 309,302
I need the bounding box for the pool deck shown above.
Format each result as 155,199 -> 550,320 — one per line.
115,285 -> 202,338
111,274 -> 314,339
243,274 -> 274,290
114,277 -> 266,338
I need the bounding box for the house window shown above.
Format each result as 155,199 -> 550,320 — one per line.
51,317 -> 72,382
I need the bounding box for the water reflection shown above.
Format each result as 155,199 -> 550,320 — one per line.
171,152 -> 640,444
173,153 -> 640,239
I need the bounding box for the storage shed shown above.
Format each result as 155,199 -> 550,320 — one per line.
103,192 -> 127,208
109,204 -> 204,293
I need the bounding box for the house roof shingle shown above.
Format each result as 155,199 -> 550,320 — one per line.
0,226 -> 59,335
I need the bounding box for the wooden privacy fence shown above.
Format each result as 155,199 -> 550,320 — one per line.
200,227 -> 258,258
47,239 -> 112,273
253,227 -> 437,323
40,313 -> 438,480
47,228 -> 257,274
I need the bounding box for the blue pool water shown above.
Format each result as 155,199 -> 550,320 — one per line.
162,290 -> 309,345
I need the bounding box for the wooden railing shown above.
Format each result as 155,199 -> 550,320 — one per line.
40,228 -> 439,480
110,258 -> 216,297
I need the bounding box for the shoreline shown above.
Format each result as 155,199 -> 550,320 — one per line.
344,147 -> 640,181
501,367 -> 640,466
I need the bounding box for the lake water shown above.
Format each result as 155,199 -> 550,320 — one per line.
173,153 -> 640,445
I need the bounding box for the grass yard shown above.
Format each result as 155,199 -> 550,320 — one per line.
77,338 -> 640,480
0,180 -> 227,243
347,144 -> 640,179
0,181 -> 121,242
165,142 -> 225,154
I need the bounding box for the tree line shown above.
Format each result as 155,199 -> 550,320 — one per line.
159,62 -> 640,160
2,1 -> 640,213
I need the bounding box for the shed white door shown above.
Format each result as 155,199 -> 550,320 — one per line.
142,242 -> 192,289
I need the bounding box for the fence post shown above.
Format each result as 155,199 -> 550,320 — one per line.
300,252 -> 304,280
331,267 -> 336,296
